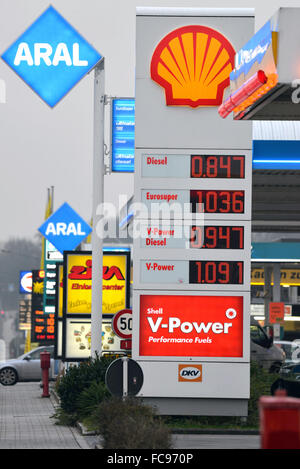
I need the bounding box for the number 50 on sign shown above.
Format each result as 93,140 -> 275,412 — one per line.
112,309 -> 132,339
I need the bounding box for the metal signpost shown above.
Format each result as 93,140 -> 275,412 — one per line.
91,60 -> 105,357
133,7 -> 254,415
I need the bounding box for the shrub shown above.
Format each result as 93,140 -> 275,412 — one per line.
87,396 -> 172,449
247,360 -> 279,427
55,354 -> 113,416
76,380 -> 110,420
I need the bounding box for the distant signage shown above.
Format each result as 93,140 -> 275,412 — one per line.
229,20 -> 278,117
64,318 -> 125,361
19,271 -> 32,294
64,251 -> 130,316
111,98 -> 135,172
38,202 -> 92,253
31,269 -> 54,344
269,302 -> 285,324
231,21 -> 273,83
251,268 -> 300,286
1,6 -> 102,107
19,297 -> 31,330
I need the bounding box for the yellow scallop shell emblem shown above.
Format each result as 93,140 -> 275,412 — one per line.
151,25 -> 235,108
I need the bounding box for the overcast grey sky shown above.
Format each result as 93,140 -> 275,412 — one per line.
0,0 -> 298,243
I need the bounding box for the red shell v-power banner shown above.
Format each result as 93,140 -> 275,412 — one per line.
139,295 -> 243,357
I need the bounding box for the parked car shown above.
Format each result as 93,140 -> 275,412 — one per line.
250,318 -> 285,372
274,340 -> 300,364
0,345 -> 55,386
279,361 -> 300,380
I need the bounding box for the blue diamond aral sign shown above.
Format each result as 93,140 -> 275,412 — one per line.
38,202 -> 92,253
1,5 -> 102,107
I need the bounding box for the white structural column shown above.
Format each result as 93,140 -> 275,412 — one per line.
91,59 -> 105,357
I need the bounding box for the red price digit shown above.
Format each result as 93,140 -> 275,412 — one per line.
232,192 -> 244,213
191,156 -> 203,177
205,227 -> 217,248
218,226 -> 230,248
219,191 -> 231,213
218,262 -> 230,283
206,156 -> 218,178
219,156 -> 231,178
232,227 -> 244,249
206,191 -> 218,212
233,156 -> 245,178
206,262 -> 217,283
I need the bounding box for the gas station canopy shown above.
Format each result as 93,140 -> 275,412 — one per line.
219,8 -> 300,121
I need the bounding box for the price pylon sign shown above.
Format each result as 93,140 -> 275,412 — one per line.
132,8 -> 254,414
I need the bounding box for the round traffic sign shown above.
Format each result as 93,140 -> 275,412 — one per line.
112,309 -> 132,339
105,358 -> 144,397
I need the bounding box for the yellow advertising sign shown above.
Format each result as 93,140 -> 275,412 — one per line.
251,269 -> 300,286
65,252 -> 130,315
58,264 -> 63,318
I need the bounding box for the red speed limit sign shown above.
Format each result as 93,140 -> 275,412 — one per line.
112,309 -> 132,339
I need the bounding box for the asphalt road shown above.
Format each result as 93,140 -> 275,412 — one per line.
172,433 -> 260,449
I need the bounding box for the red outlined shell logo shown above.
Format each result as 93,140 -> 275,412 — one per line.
150,25 -> 235,108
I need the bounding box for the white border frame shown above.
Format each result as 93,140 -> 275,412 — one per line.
132,289 -> 250,363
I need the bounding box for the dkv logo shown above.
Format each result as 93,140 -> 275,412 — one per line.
178,364 -> 202,382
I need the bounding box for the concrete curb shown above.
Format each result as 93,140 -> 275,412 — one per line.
170,428 -> 259,435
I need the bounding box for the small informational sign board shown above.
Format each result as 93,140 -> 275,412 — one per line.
19,297 -> 31,330
105,358 -> 144,397
269,302 -> 285,324
31,270 -> 55,344
111,98 -> 135,172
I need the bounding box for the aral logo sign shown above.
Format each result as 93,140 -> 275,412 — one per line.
178,364 -> 202,382
38,202 -> 92,254
1,6 -> 102,107
151,25 -> 235,108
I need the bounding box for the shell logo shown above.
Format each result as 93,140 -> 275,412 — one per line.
150,25 -> 235,108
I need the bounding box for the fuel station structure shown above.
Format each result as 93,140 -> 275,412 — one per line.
132,7 -> 254,416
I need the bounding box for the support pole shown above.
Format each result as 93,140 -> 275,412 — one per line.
91,59 -> 105,357
264,265 -> 273,335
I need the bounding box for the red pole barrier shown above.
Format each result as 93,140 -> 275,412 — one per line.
40,352 -> 50,398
